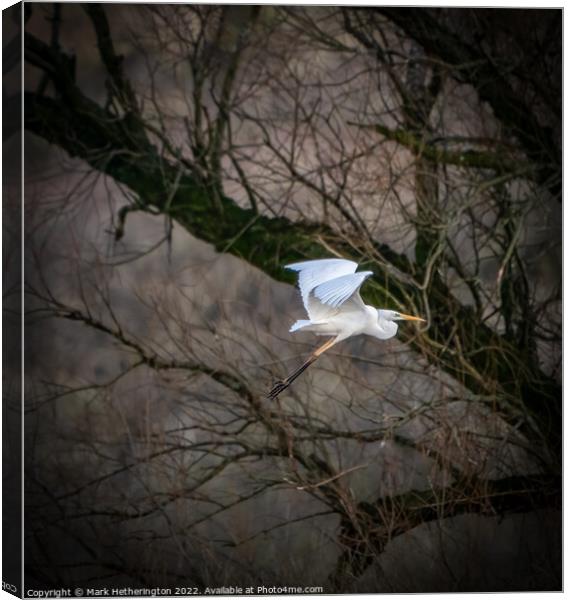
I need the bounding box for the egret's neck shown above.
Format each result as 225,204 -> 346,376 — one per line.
374,309 -> 398,340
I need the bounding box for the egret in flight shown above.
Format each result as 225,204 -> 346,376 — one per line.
268,258 -> 425,400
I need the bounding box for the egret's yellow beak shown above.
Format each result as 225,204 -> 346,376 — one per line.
399,313 -> 426,323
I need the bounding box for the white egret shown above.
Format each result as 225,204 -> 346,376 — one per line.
268,258 -> 425,400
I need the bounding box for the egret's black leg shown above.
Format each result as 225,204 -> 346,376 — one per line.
267,337 -> 337,400
268,356 -> 317,400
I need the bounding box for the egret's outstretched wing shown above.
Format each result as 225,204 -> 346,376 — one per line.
313,271 -> 373,308
285,259 -> 358,309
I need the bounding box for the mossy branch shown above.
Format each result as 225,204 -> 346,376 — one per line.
349,121 -> 534,175
330,471 -> 561,588
374,8 -> 560,200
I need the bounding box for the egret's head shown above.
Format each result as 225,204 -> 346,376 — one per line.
378,309 -> 426,323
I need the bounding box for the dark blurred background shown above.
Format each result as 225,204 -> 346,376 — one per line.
10,4 -> 562,593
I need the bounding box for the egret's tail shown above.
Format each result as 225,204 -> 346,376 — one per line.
289,319 -> 312,333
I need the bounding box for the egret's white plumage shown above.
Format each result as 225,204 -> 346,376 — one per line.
268,258 -> 425,400
286,258 -> 358,307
